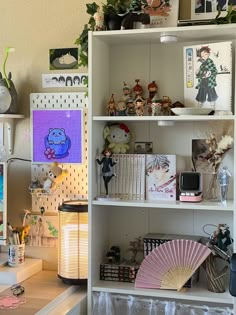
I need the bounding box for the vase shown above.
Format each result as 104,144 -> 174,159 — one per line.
204,254 -> 226,293
204,173 -> 218,200
105,14 -> 122,30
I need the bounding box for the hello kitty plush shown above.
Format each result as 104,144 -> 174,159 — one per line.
103,123 -> 131,154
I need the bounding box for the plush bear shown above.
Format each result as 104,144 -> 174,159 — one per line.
103,123 -> 131,154
43,162 -> 68,193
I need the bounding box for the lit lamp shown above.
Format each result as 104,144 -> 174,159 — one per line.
58,200 -> 88,284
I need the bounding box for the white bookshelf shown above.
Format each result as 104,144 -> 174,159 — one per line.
88,24 -> 236,314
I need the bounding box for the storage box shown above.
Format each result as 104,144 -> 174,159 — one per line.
143,233 -> 201,288
100,263 -> 140,283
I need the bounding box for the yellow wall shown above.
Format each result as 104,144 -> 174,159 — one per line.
0,0 -> 99,269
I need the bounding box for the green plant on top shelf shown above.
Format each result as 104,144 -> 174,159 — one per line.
213,4 -> 236,24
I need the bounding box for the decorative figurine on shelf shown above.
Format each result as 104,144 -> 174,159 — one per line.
147,80 -> 158,115
217,166 -> 231,206
151,93 -> 162,116
133,79 -> 143,99
151,95 -> 172,116
96,147 -> 117,196
126,97 -> 136,116
134,97 -> 145,116
107,94 -> 116,116
103,123 -> 131,154
116,99 -> 127,116
122,82 -> 132,102
94,6 -> 105,31
43,162 -> 68,193
106,246 -> 121,264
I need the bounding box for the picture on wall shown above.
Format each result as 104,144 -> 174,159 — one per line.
184,41 -> 232,112
32,109 -> 83,163
26,214 -> 58,248
42,73 -> 88,88
191,0 -> 234,20
143,0 -> 179,27
49,48 -> 78,70
145,154 -> 176,201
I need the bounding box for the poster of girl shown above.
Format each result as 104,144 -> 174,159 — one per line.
145,154 -> 176,200
184,41 -> 232,112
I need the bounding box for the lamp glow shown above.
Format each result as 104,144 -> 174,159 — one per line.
58,200 -> 88,284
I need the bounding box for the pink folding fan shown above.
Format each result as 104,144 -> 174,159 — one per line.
135,239 -> 211,291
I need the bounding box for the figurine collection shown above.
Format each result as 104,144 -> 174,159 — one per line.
107,79 -> 184,117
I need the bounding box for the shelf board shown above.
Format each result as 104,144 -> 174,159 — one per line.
92,199 -> 234,211
93,115 -> 234,122
92,281 -> 233,305
91,24 -> 236,45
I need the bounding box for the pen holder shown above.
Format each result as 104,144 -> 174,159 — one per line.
8,244 -> 25,267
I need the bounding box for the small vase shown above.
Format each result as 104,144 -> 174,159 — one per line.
105,14 -> 122,30
204,173 -> 218,200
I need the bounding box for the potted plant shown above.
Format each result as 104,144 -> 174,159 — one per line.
75,1 -> 131,68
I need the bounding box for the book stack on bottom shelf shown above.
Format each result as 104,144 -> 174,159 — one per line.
100,263 -> 140,283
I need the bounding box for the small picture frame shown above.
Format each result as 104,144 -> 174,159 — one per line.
190,0 -> 229,20
134,142 -> 153,154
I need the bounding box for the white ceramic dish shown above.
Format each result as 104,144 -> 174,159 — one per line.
171,108 -> 213,116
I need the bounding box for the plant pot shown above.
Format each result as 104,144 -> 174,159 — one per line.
105,14 -> 122,30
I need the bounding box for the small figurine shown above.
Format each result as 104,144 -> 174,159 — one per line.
96,148 -> 117,196
116,100 -> 127,116
122,82 -> 132,102
126,97 -> 136,116
106,246 -> 121,263
151,95 -> 172,116
133,79 -> 143,99
134,97 -> 145,116
151,93 -> 162,116
103,123 -> 131,154
218,166 -> 231,206
94,6 -> 105,31
43,162 -> 68,193
107,94 -> 116,116
147,81 -> 158,115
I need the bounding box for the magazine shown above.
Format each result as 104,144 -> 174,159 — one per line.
145,154 -> 176,201
183,41 -> 232,112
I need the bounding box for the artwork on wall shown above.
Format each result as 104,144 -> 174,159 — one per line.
26,214 -> 58,248
49,48 -> 78,70
143,0 -> 179,27
32,109 -> 83,163
190,0 -> 232,20
0,163 -> 7,245
184,41 -> 232,112
42,73 -> 88,88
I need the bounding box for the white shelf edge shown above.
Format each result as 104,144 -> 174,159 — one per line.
92,199 -> 234,211
92,281 -> 233,305
0,114 -> 24,119
93,115 -> 234,122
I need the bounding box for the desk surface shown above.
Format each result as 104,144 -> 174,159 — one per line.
0,270 -> 87,315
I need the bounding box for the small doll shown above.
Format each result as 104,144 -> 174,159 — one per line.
134,97 -> 145,116
116,100 -> 127,116
43,162 -> 68,193
147,81 -> 158,115
96,148 -> 117,196
133,79 -> 143,99
103,123 -> 131,154
107,94 -> 116,116
94,6 -> 105,31
126,97 -> 136,116
122,82 -> 132,102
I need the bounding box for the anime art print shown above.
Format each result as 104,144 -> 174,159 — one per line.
32,109 -> 83,163
145,154 -> 176,201
143,0 -> 179,27
184,41 -> 232,112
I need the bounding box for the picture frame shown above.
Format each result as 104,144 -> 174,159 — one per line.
190,0 -> 229,20
0,162 -> 7,245
32,109 -> 83,164
134,142 -> 153,154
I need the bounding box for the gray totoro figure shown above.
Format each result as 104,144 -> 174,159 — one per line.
0,72 -> 18,114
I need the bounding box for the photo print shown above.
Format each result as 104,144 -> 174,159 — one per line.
49,47 -> 78,70
42,73 -> 88,88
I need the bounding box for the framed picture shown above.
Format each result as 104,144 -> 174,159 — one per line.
143,0 -> 179,27
190,0 -> 231,20
32,109 -> 83,163
49,48 -> 78,70
184,41 -> 232,112
0,163 -> 7,245
134,142 -> 153,154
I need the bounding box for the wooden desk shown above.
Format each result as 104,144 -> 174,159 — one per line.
0,270 -> 87,315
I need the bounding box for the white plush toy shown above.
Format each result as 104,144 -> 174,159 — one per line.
103,123 -> 131,154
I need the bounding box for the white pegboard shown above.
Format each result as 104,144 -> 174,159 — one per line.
30,93 -> 88,213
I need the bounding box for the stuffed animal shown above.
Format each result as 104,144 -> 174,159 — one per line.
43,162 -> 68,193
103,123 -> 131,154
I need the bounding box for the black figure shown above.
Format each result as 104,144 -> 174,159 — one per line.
96,148 -> 117,196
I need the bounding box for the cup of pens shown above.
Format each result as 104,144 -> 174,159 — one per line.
8,225 -> 26,267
